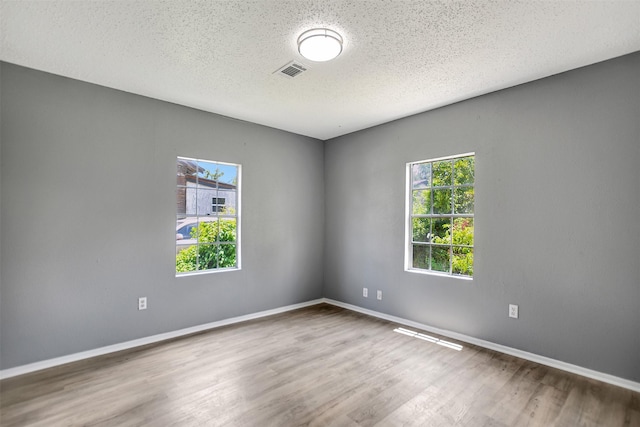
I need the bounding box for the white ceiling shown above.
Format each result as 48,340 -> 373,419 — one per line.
2,1 -> 639,140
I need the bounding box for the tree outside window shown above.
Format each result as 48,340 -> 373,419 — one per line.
176,157 -> 240,274
408,154 -> 474,277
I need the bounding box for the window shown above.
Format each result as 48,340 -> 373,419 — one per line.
212,197 -> 226,213
406,153 -> 474,277
176,157 -> 240,274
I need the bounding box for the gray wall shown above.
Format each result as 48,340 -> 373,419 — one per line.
324,52 -> 640,382
0,63 -> 324,369
2,53 -> 639,383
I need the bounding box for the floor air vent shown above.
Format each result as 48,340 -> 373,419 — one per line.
274,61 -> 308,78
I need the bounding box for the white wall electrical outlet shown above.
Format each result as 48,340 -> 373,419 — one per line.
138,297 -> 147,311
509,304 -> 518,319
363,287 -> 368,297
377,290 -> 383,300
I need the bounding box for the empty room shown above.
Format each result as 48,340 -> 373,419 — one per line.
1,1 -> 639,426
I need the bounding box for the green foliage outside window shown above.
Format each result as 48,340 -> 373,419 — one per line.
431,218 -> 474,275
176,220 -> 237,272
410,155 -> 474,277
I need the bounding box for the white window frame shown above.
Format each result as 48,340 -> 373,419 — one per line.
405,152 -> 475,279
176,156 -> 241,276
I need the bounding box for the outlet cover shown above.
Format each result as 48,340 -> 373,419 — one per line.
509,304 -> 518,319
138,297 -> 147,311
363,287 -> 368,297
377,290 -> 383,300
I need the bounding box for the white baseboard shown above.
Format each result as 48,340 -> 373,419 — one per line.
2,297 -> 639,393
0,299 -> 323,380
321,298 -> 640,393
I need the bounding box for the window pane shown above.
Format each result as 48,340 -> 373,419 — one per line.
217,164 -> 239,187
452,247 -> 473,276
433,217 -> 451,243
218,190 -> 237,215
177,158 -> 197,186
197,160 -> 220,182
197,218 -> 219,243
412,245 -> 430,269
454,187 -> 474,214
431,246 -> 451,272
197,188 -> 217,216
412,189 -> 432,215
176,245 -> 197,273
412,218 -> 432,242
176,244 -> 195,255
176,187 -> 188,217
432,160 -> 452,186
182,186 -> 198,216
219,219 -> 237,243
452,218 -> 474,246
433,189 -> 452,214
197,244 -> 219,270
218,243 -> 237,268
454,157 -> 475,185
176,220 -> 197,240
412,163 -> 431,189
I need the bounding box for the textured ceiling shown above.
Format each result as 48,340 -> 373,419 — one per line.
1,1 -> 639,140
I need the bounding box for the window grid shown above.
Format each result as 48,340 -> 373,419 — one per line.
176,156 -> 240,275
408,154 -> 474,277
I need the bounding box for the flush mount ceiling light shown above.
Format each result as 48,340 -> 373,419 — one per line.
297,28 -> 343,62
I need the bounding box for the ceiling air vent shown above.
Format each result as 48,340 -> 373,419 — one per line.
274,61 -> 308,78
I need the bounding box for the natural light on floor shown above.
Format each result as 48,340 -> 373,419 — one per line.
393,327 -> 463,351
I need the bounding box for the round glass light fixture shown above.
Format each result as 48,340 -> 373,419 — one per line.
297,28 -> 343,62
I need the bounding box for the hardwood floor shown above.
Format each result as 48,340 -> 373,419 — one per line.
1,303 -> 638,426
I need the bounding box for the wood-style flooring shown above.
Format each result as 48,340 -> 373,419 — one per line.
1,303 -> 638,426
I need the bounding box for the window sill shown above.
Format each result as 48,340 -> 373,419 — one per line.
176,267 -> 241,278
405,268 -> 473,281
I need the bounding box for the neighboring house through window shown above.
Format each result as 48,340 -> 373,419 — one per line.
176,157 -> 241,274
406,153 -> 474,277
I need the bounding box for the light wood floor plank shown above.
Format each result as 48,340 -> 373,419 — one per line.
1,304 -> 637,426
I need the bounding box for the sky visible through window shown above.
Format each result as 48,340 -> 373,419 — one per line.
199,162 -> 236,184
